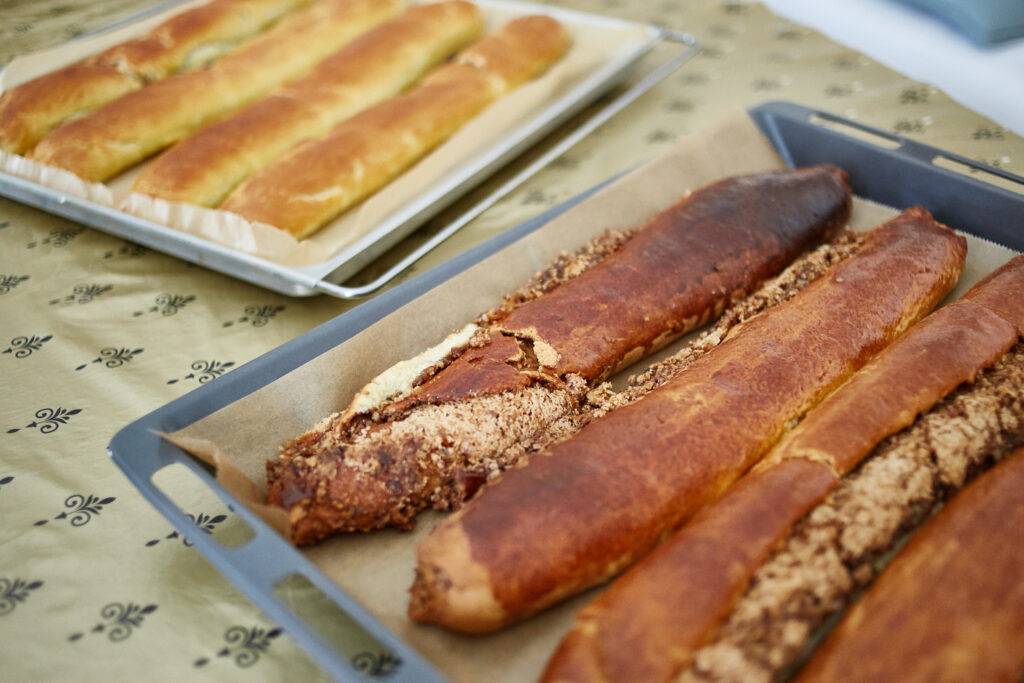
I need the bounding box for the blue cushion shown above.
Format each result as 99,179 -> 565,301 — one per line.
897,0 -> 1024,44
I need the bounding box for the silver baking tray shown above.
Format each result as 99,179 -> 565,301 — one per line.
0,1 -> 698,297
109,103 -> 1024,682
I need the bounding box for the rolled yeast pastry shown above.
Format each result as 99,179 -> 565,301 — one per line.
29,0 -> 402,181
542,253 -> 1024,683
131,1 -> 483,207
266,165 -> 852,545
677,260 -> 1024,683
797,444 -> 1024,683
219,14 -> 571,238
408,207 -> 967,633
0,0 -> 314,155
680,362 -> 1024,683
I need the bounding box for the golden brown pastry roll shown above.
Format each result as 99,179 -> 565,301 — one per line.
29,0 -> 402,181
543,254 -> 1024,683
797,443 -> 1024,683
266,165 -> 852,545
453,13 -> 571,92
681,350 -> 1024,683
0,0 -> 314,155
408,207 -> 966,634
545,457 -> 837,683
219,14 -> 571,238
130,1 -> 483,207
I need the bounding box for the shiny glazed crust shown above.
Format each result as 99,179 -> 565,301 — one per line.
797,444 -> 1024,683
29,0 -> 401,181
266,166 -> 852,544
0,0 -> 313,155
130,1 -> 482,207
496,167 -> 855,381
544,457 -> 837,683
542,254 -> 1024,683
408,207 -> 966,633
219,15 -> 571,238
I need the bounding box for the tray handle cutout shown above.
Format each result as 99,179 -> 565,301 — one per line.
932,155 -> 1024,195
150,462 -> 255,548
109,428 -> 448,682
801,103 -> 1024,196
807,113 -> 901,149
750,100 -> 1024,252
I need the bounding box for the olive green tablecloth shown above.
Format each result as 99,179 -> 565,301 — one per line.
1,1 -> 1021,680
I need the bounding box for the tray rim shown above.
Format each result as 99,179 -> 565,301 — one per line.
108,101 -> 1024,682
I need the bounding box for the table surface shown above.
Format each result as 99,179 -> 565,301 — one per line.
1,1 -> 1021,681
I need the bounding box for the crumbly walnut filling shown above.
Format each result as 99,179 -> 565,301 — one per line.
514,231 -> 866,452
679,343 -> 1024,683
477,228 -> 637,326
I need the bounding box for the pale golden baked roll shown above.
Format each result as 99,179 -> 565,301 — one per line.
796,444 -> 1024,683
131,1 -> 483,207
220,14 -> 571,238
408,208 -> 966,633
29,0 -> 402,181
542,254 -> 1024,683
0,0 -> 314,155
453,12 -> 570,93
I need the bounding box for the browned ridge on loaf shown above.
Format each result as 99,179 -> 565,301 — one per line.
678,257 -> 1024,683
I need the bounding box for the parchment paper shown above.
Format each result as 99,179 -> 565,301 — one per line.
164,110 -> 1020,683
0,1 -> 654,267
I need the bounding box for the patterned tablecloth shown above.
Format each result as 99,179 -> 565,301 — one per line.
1,1 -> 1021,680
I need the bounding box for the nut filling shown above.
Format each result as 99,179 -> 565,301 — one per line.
526,229 -> 866,448
679,342 -> 1024,683
268,229 -> 859,544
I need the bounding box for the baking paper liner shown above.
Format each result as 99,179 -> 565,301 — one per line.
160,110 -> 1020,683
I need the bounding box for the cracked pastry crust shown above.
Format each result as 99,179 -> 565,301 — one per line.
267,165 -> 853,545
0,0 -> 314,155
542,254 -> 1024,683
408,207 -> 965,633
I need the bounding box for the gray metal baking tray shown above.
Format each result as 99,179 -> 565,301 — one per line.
108,102 -> 1024,682
0,0 -> 698,298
